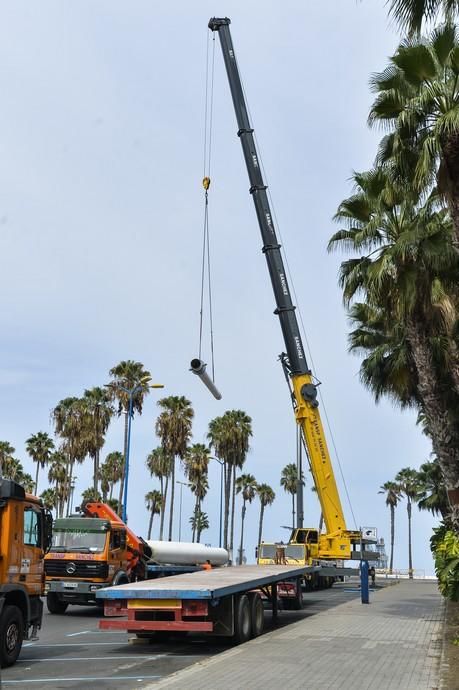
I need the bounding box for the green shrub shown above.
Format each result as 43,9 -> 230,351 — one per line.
431,526 -> 459,601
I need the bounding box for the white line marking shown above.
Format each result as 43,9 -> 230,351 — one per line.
2,675 -> 162,684
18,655 -> 166,662
66,630 -> 91,637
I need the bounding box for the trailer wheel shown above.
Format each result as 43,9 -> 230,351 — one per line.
0,605 -> 23,667
290,578 -> 303,610
234,594 -> 251,644
248,593 -> 264,638
46,593 -> 68,615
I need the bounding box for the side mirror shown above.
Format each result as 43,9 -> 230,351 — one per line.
119,531 -> 127,550
255,547 -> 258,559
43,510 -> 53,553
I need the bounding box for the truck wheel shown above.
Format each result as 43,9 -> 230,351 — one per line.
248,593 -> 264,637
0,605 -> 23,667
46,593 -> 68,615
233,594 -> 251,644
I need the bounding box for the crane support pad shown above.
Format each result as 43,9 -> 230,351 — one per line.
96,564 -> 319,601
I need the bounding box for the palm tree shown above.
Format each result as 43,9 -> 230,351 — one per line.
189,510 -> 209,542
331,169 -> 459,529
184,444 -> 210,542
40,487 -> 57,514
3,457 -> 23,481
26,431 -> 55,494
101,451 -> 124,501
0,441 -> 15,479
108,360 -> 152,512
81,487 -> 102,503
208,410 -> 252,555
395,467 -> 420,578
52,397 -> 88,515
146,447 -> 173,540
145,490 -> 162,539
48,451 -> 69,517
82,387 -> 114,493
369,24 -> 459,254
281,463 -> 298,528
378,481 -> 402,573
256,483 -> 276,549
417,459 -> 449,520
155,396 -> 194,541
386,0 -> 459,35
236,473 -> 257,566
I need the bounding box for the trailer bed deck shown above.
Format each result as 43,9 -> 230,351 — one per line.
97,564 -> 319,601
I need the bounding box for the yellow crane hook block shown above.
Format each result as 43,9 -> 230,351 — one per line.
203,176 -> 211,191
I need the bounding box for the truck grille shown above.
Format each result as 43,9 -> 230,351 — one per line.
45,560 -> 109,579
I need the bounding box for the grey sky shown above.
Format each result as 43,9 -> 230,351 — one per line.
0,1 -> 435,572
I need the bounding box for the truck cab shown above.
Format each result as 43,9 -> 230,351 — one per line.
0,479 -> 52,666
44,517 -> 129,612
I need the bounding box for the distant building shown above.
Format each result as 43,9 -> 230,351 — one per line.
376,537 -> 388,569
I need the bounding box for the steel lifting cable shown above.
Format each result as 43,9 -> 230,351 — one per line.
198,31 -> 217,381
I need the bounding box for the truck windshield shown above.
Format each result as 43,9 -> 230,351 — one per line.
285,545 -> 305,561
259,545 -> 277,559
50,530 -> 107,553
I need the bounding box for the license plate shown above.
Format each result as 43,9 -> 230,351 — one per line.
63,582 -> 78,589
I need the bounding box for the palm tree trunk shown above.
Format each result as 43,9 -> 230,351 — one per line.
292,493 -> 295,529
147,506 -> 156,540
66,459 -> 74,517
238,502 -> 246,565
34,463 -> 40,495
118,412 -> 129,513
109,481 -> 114,501
168,457 -> 176,541
407,501 -> 413,579
258,503 -> 265,551
160,476 -> 168,541
441,133 -> 459,256
93,454 -> 97,494
406,320 -> 459,531
192,494 -> 199,543
389,504 -> 395,574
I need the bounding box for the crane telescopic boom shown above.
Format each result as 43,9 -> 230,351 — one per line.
209,17 -> 359,556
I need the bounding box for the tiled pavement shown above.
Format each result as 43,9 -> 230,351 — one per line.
146,580 -> 445,690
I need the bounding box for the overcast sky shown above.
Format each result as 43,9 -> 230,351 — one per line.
0,1 -> 436,574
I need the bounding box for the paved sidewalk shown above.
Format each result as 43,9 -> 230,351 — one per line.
147,580 -> 444,690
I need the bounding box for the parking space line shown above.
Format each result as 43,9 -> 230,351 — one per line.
18,654 -> 166,662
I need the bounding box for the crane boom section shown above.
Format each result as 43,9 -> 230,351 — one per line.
209,17 -> 348,538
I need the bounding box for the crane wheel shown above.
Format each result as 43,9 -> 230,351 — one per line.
46,593 -> 68,615
0,605 -> 23,667
248,593 -> 264,637
233,594 -> 251,644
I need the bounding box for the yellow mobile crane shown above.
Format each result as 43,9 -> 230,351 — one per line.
209,18 -> 365,570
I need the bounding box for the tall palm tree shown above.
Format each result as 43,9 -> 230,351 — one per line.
417,459 -> 449,520
378,481 -> 402,573
108,360 -> 152,512
331,168 -> 459,529
2,457 -> 23,481
25,431 -> 55,494
82,387 -> 114,493
18,472 -> 35,494
189,510 -> 209,542
281,463 -> 298,528
155,396 -> 194,541
184,444 -> 210,542
236,474 -> 257,565
48,451 -> 69,517
145,490 -> 162,539
369,24 -> 459,253
146,447 -> 173,540
81,487 -> 102,503
386,0 -> 459,35
208,410 -> 252,555
52,397 -> 88,515
101,451 -> 124,501
256,483 -> 276,549
0,441 -> 15,479
395,467 -> 420,578
40,487 -> 57,515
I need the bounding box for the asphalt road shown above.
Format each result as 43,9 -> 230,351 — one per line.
1,580 -> 371,689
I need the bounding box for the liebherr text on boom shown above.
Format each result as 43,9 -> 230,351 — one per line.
209,17 -> 361,560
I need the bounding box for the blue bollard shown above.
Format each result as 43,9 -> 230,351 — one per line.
361,559 -> 369,604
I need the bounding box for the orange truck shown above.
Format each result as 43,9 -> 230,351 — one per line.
0,479 -> 52,666
44,501 -> 151,613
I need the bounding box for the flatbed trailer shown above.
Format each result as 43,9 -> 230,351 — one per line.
97,564 -> 319,643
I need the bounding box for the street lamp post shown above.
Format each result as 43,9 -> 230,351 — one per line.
210,456 -> 224,549
177,480 -> 189,542
106,377 -> 163,524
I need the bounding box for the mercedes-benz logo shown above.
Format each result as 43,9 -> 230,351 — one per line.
66,562 -> 77,575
